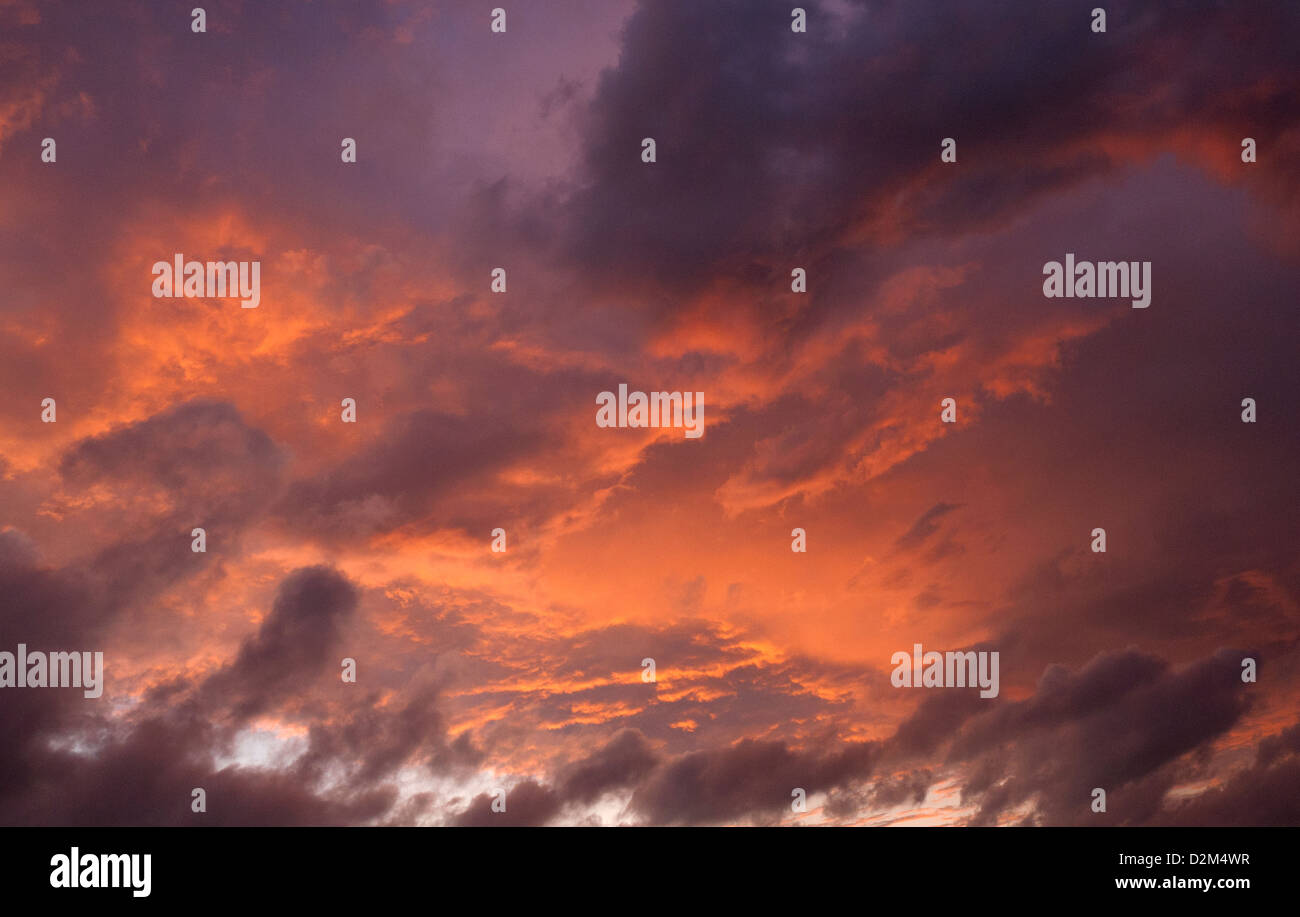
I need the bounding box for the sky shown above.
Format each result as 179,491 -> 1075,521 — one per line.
1,0 -> 1298,826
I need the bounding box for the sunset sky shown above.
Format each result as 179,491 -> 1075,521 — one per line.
1,0 -> 1298,826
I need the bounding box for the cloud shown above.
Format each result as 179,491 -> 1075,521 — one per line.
557,729 -> 659,804
0,0 -> 1297,829
1154,724 -> 1300,826
200,566 -> 359,721
277,409 -> 549,539
452,779 -> 562,827
895,502 -> 962,550
885,648 -> 1258,825
628,736 -> 876,825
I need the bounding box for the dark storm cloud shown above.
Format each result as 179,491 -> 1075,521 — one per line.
888,690 -> 988,759
0,555 -> 410,825
0,535 -> 117,816
556,729 -> 659,804
452,779 -> 562,827
0,411 -> 293,810
628,737 -> 876,825
558,0 -> 1300,307
293,681 -> 484,788
822,768 -> 934,820
446,730 -> 877,826
277,408 -> 549,538
0,561 -> 485,826
882,647 -> 1259,825
1,713 -> 396,827
0,529 -> 107,649
953,190 -> 1300,663
449,730 -> 659,825
54,400 -> 287,610
59,400 -> 282,504
199,566 -> 358,721
1152,723 -> 1300,826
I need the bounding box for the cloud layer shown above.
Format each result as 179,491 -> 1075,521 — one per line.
0,0 -> 1297,826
